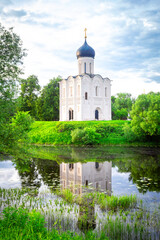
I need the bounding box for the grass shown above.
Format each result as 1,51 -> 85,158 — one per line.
56,188 -> 137,212
95,192 -> 137,211
26,120 -> 159,146
0,207 -> 109,240
27,120 -> 130,145
57,188 -> 75,204
0,187 -> 160,240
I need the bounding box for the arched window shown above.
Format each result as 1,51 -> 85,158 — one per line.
79,62 -> 81,74
84,62 -> 86,73
95,86 -> 98,96
69,163 -> 74,170
95,109 -> 99,120
85,92 -> 88,100
69,109 -> 74,120
69,86 -> 73,97
78,85 -> 80,97
105,87 -> 107,97
95,162 -> 99,169
62,88 -> 65,98
85,180 -> 88,186
69,110 -> 71,120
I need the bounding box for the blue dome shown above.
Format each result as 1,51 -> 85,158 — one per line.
76,39 -> 95,59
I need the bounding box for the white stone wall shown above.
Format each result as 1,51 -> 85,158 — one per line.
60,163 -> 82,195
59,74 -> 111,121
59,76 -> 82,121
81,75 -> 111,120
60,161 -> 112,194
82,162 -> 112,193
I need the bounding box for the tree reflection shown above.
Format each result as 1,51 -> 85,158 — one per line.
13,157 -> 41,192
9,144 -> 160,194
114,155 -> 160,193
35,158 -> 60,189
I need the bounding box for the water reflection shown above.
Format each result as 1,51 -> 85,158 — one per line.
0,146 -> 160,201
60,162 -> 112,195
14,158 -> 60,193
0,147 -> 160,237
0,160 -> 20,189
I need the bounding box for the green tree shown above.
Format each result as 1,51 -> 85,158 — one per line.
19,75 -> 40,118
130,92 -> 160,137
37,77 -> 60,121
0,23 -> 26,120
11,111 -> 34,140
0,23 -> 26,151
112,93 -> 134,120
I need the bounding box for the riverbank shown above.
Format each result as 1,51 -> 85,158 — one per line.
27,120 -> 159,147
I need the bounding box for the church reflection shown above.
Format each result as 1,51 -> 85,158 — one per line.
60,161 -> 112,195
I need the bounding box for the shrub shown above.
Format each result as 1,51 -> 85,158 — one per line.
123,123 -> 138,142
71,128 -> 85,144
71,127 -> 101,145
11,111 -> 34,140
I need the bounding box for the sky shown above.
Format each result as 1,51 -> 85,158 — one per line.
0,0 -> 160,97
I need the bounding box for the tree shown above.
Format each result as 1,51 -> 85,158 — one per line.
19,75 -> 40,118
37,77 -> 60,121
130,92 -> 160,137
0,23 -> 26,120
0,23 -> 26,151
111,93 -> 134,120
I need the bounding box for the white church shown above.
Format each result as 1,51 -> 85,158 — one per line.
59,29 -> 111,121
60,162 -> 112,195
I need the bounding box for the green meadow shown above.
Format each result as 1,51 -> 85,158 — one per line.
27,120 -> 128,145
27,120 -> 158,146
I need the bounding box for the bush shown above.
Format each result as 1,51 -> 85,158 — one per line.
71,127 -> 101,145
130,92 -> 160,137
123,123 -> 138,142
11,111 -> 34,140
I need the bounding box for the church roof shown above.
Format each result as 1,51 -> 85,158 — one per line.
61,74 -> 111,81
76,39 -> 95,59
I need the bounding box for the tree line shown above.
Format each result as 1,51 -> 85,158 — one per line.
17,75 -> 60,121
16,77 -> 132,122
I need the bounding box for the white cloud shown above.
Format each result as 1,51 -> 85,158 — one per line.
1,0 -> 160,96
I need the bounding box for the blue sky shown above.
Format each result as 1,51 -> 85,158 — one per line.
1,0 -> 160,96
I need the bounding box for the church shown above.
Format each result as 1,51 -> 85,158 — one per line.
60,161 -> 112,195
59,29 -> 111,121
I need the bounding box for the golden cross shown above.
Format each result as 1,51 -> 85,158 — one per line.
84,28 -> 87,38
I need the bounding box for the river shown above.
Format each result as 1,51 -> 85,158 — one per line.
0,145 -> 160,239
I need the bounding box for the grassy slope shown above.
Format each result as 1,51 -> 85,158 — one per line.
27,120 -> 130,145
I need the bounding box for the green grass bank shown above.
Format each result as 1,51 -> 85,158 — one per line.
27,120 -> 131,145
27,120 -> 159,146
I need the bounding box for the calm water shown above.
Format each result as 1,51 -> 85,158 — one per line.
0,146 -> 160,209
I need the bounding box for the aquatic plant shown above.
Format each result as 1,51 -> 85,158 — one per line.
0,187 -> 160,240
56,188 -> 75,204
97,193 -> 137,211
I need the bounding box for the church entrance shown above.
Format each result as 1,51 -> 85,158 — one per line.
95,109 -> 99,120
69,109 -> 74,120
